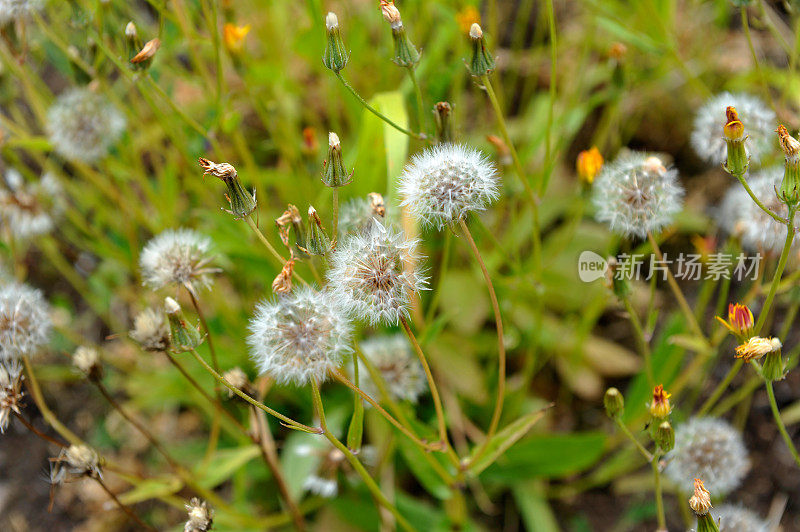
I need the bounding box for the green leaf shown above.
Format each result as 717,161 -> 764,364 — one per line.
194,445 -> 262,489
117,476 -> 183,505
396,432 -> 452,500
467,406 -> 551,476
512,480 -> 561,532
481,432 -> 607,482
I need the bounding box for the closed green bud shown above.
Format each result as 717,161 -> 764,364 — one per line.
125,22 -> 142,64
433,102 -> 453,144
165,297 -> 203,352
302,206 -> 332,256
323,12 -> 349,73
604,387 -> 624,418
655,421 -> 675,452
723,107 -> 749,177
381,2 -> 419,67
199,158 -> 257,219
467,23 -> 495,77
322,132 -> 353,188
777,125 -> 800,207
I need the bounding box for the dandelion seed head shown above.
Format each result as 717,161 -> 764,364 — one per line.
72,346 -> 100,375
399,144 -> 500,229
592,152 -> 684,238
0,0 -> 41,25
184,498 -> 213,532
62,444 -> 101,478
691,92 -> 775,166
0,360 -> 23,433
355,334 -> 427,403
338,196 -> 386,237
129,308 -> 170,352
247,286 -> 352,386
328,221 -> 428,325
717,167 -> 796,254
0,169 -> 63,241
714,504 -> 769,532
139,229 -> 217,291
665,417 -> 750,495
0,282 -> 51,360
46,88 -> 125,163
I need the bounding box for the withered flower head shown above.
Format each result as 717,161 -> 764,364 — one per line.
734,336 -> 781,362
271,258 -> 294,294
198,158 -> 256,219
689,478 -> 712,516
130,38 -> 161,64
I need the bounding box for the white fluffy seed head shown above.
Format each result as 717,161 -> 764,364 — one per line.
714,504 -> 769,532
399,144 -> 500,229
184,498 -> 213,532
129,308 -> 170,352
338,196 -> 386,237
592,152 -> 684,239
0,169 -> 63,241
356,334 -> 427,403
72,346 -> 99,375
0,0 -> 40,25
691,92 -> 775,166
247,286 -> 352,386
717,167 -> 796,255
46,88 -> 126,164
665,417 -> 750,495
139,229 -> 217,291
0,282 -> 51,360
325,12 -> 339,30
328,221 -> 429,325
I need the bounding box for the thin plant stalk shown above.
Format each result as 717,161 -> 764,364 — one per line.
621,295 -> 655,388
245,215 -> 310,287
94,477 -> 157,531
188,348 -> 320,434
424,231 -> 452,324
734,173 -> 786,224
332,370 -> 445,452
12,411 -> 68,448
22,357 -> 82,446
764,376 -> 800,467
755,207 -> 797,333
309,379 -> 415,532
399,316 -> 449,448
613,418 -> 653,462
458,218 -> 506,465
332,188 -> 340,238
334,72 -> 424,140
408,67 -> 425,133
652,454 -> 666,530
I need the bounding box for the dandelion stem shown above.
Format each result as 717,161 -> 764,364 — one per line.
458,218 -> 506,466
697,359 -> 744,417
94,477 -> 157,531
245,215 -> 309,286
647,232 -> 707,342
332,370 -> 445,452
621,294 -> 655,388
652,453 -> 666,530
613,418 -> 653,462
399,316 -> 449,449
733,173 -> 787,224
309,379 -> 415,532
334,72 -> 424,140
764,378 -> 800,467
21,357 -> 83,446
12,411 -> 67,448
332,188 -> 340,238
188,348 -> 320,434
755,207 -> 797,333
741,7 -> 777,114
424,231 -> 451,324
408,67 -> 425,133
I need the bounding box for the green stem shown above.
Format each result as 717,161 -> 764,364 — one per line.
621,295 -> 655,388
614,418 -> 653,462
95,477 -> 157,531
335,72 -> 423,140
734,173 -> 786,224
408,66 -> 425,133
741,7 -> 778,114
188,348 -> 320,434
755,207 -> 797,333
652,453 -> 666,530
332,188 -> 339,239
22,357 -> 82,446
245,215 -> 309,286
309,379 -> 415,532
424,231 -> 451,324
765,379 -> 800,467
539,0 -> 558,195
697,359 -> 744,416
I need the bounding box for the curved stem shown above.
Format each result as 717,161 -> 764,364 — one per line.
245,216 -> 310,287
734,173 -> 786,224
309,379 -> 415,532
332,370 -> 444,452
458,218 -> 506,465
621,295 -> 655,388
614,418 -> 653,462
334,72 -> 424,140
755,207 -> 797,333
13,411 -> 67,448
95,477 -> 157,531
22,357 -> 82,446
399,316 -> 448,447
188,348 -> 320,434
765,380 -> 800,467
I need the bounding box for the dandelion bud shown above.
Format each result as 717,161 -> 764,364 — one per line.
777,125 -> 800,206
323,12 -> 349,73
64,444 -> 102,478
185,498 -> 214,532
603,387 -> 624,418
302,206 -> 333,256
723,106 -> 749,176
165,297 -> 203,353
761,343 -> 786,382
649,384 -> 672,420
271,258 -> 294,294
690,479 -> 721,532
198,158 -> 257,219
223,23 -> 250,55
576,147 -> 603,186
380,1 -> 420,68
0,360 -> 24,433
322,132 -> 353,188
125,22 -> 142,63
130,38 -> 161,70
734,336 -> 781,363
715,303 -> 754,340
467,23 -> 495,77
433,102 -> 453,144
72,346 -> 102,381
222,367 -> 254,398
655,421 -> 675,452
